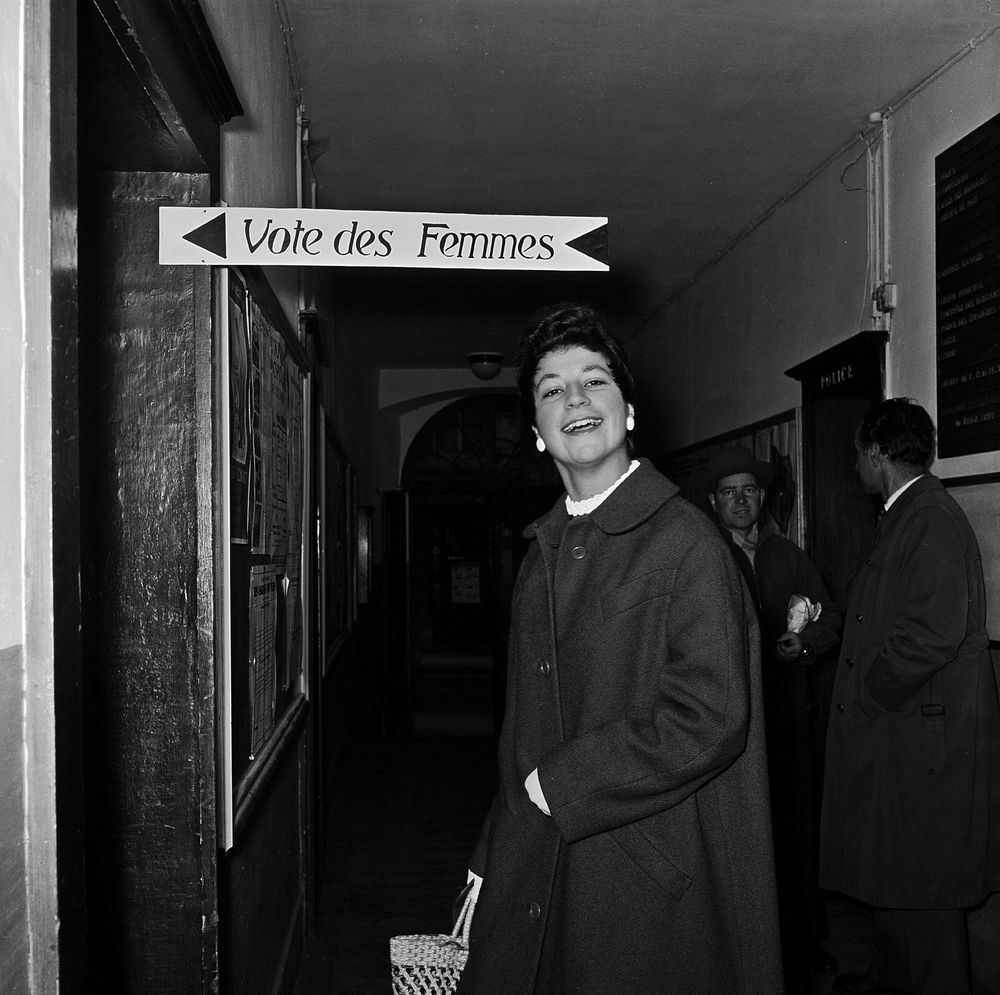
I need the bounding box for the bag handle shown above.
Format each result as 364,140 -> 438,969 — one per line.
451,882 -> 477,946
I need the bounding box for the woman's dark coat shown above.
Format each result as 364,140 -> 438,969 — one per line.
458,461 -> 783,994
819,474 -> 1000,908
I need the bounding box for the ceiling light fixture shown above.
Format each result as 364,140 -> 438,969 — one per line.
467,352 -> 504,381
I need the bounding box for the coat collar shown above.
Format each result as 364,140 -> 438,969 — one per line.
756,521 -> 782,546
524,458 -> 679,541
878,473 -> 943,533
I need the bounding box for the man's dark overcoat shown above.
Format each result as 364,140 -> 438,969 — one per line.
458,461 -> 783,994
722,522 -> 842,720
721,522 -> 842,957
819,474 -> 1000,908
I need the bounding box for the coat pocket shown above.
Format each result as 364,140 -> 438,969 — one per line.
921,714 -> 946,773
600,568 -> 675,621
608,822 -> 692,902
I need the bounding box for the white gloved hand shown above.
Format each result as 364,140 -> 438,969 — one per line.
786,594 -> 822,633
466,869 -> 483,902
525,767 -> 551,816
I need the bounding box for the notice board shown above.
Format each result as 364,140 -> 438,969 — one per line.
220,268 -> 311,847
657,409 -> 803,547
935,112 -> 1000,458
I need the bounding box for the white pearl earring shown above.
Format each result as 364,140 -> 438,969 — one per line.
535,434 -> 546,453
626,412 -> 635,432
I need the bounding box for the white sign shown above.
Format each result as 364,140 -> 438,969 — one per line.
159,207 -> 608,272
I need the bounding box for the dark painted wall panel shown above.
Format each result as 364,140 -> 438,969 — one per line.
79,170 -> 217,992
222,734 -> 305,993
321,624 -> 369,787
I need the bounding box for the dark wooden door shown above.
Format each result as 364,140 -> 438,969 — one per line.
808,394 -> 884,606
787,332 -> 886,758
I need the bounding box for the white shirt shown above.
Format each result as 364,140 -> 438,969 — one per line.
884,473 -> 923,512
565,459 -> 640,516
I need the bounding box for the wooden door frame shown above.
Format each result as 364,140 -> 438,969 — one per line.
5,2 -> 83,992
786,330 -> 888,568
73,0 -> 241,990
786,331 -> 887,760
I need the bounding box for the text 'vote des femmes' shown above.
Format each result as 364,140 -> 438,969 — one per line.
244,217 -> 559,262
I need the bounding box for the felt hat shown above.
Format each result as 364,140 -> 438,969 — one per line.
697,445 -> 776,497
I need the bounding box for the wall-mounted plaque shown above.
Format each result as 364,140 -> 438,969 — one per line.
935,112 -> 1000,458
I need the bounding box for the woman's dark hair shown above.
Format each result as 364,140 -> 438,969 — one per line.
856,397 -> 935,468
515,302 -> 637,420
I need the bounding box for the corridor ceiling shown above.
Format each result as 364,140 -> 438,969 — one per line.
283,0 -> 999,369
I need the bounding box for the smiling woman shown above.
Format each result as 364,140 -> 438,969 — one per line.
515,302 -> 637,501
530,346 -> 633,498
457,303 -> 783,995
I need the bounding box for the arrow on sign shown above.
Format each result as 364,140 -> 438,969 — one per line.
159,207 -> 609,272
566,224 -> 608,267
182,212 -> 227,258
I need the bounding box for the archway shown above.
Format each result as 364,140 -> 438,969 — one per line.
401,393 -> 561,735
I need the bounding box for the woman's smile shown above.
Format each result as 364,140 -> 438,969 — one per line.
562,416 -> 603,434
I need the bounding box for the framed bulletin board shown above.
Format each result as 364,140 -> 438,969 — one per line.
656,409 -> 804,547
218,267 -> 312,849
935,112 -> 1000,458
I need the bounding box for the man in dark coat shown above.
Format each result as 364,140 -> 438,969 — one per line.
458,459 -> 783,994
701,446 -> 842,987
819,399 -> 1000,995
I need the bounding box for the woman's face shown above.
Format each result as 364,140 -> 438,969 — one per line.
532,345 -> 632,476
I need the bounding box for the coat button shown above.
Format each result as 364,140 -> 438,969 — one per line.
528,902 -> 541,920
571,545 -> 586,560
846,658 -> 854,668
856,614 -> 863,622
837,704 -> 845,713
539,658 -> 551,676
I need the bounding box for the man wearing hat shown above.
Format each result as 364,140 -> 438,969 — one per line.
701,446 -> 842,986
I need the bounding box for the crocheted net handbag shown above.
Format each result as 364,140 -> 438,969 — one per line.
390,883 -> 476,995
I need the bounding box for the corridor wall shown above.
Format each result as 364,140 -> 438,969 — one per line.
885,31 -> 1000,481
73,1 -> 360,990
633,30 -> 1000,474
630,134 -> 869,455
632,30 -> 1000,637
203,4 -> 321,992
206,4 -> 379,989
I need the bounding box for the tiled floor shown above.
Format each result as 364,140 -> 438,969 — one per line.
293,669 -> 999,994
